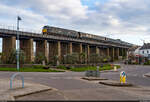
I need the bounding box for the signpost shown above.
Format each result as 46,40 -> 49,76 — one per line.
120,71 -> 126,84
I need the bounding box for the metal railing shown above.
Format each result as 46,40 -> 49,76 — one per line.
0,24 -> 42,34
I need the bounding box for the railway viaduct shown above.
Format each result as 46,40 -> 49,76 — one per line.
0,27 -> 133,64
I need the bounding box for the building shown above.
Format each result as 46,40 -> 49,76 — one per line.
128,45 -> 140,55
139,43 -> 150,60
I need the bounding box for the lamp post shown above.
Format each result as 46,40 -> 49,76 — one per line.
17,16 -> 22,71
10,16 -> 23,89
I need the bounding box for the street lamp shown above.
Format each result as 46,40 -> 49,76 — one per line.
17,16 -> 22,71
10,16 -> 23,89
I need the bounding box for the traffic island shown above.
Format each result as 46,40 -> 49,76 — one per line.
100,70 -> 118,73
99,80 -> 133,87
81,77 -> 108,81
144,73 -> 150,77
0,79 -> 55,101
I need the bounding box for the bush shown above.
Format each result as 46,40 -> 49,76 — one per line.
132,62 -> 139,65
102,56 -> 111,63
89,54 -> 109,64
64,53 -> 79,64
144,60 -> 150,65
90,54 -> 100,64
51,55 -> 59,65
35,52 -> 47,64
79,52 -> 86,64
57,65 -> 66,69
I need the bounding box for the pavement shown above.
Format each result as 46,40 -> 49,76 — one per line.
0,78 -> 53,101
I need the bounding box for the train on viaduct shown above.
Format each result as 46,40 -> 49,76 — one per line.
0,26 -> 133,64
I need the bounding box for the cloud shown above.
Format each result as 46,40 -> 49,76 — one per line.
1,0 -> 88,20
0,0 -> 150,45
0,2 -> 48,32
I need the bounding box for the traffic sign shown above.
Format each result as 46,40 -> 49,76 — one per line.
120,71 -> 126,84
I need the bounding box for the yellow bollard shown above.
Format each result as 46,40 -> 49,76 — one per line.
120,71 -> 126,84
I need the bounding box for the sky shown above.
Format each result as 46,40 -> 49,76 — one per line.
0,0 -> 150,50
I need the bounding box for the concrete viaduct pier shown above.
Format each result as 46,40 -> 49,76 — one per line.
0,27 -> 132,64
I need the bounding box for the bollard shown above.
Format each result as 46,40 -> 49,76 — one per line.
120,71 -> 126,84
114,66 -> 117,71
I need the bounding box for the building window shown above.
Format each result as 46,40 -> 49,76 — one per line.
148,50 -> 149,54
143,51 -> 144,54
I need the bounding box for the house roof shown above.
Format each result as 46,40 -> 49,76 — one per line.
140,43 -> 150,50
128,45 -> 140,51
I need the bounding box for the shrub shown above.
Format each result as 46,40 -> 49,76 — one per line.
64,53 -> 79,64
144,60 -> 150,65
51,55 -> 59,65
90,54 -> 99,64
79,52 -> 86,64
90,54 -> 106,64
35,52 -> 47,64
102,56 -> 111,63
132,62 -> 138,65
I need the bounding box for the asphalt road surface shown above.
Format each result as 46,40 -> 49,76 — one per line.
0,64 -> 150,100
101,64 -> 150,87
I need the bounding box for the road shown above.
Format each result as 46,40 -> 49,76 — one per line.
101,64 -> 150,87
0,64 -> 150,100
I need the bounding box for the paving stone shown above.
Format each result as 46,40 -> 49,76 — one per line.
0,79 -> 53,101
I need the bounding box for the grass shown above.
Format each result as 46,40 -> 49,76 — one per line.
0,67 -> 65,72
0,64 -> 121,72
57,64 -> 121,72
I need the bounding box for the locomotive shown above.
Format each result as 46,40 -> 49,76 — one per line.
42,26 -> 133,46
42,26 -> 79,38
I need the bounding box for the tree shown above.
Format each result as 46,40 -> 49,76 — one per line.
4,49 -> 26,64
